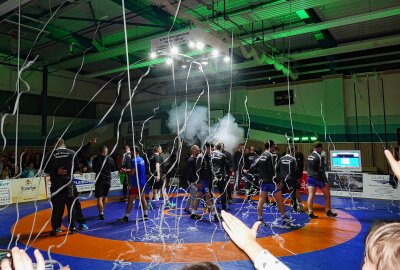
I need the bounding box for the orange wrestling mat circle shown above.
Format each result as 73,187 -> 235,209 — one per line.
12,197 -> 361,263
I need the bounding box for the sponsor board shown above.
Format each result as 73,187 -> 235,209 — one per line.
46,172 -> 122,197
328,172 -> 400,200
0,180 -> 12,205
74,173 -> 96,192
110,171 -> 123,190
11,177 -> 47,203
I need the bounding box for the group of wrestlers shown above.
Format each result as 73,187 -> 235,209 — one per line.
45,138 -> 336,236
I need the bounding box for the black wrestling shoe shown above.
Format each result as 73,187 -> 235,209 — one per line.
49,227 -> 62,236
213,214 -> 222,222
143,215 -> 149,221
326,210 -> 337,217
190,214 -> 202,220
183,208 -> 191,214
98,214 -> 104,220
258,219 -> 267,227
70,227 -> 78,234
308,212 -> 319,219
116,216 -> 128,222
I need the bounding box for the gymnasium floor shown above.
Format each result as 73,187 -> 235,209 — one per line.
1,192 -> 399,270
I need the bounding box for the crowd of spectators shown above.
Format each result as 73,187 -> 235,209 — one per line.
0,139 -> 136,180
0,139 -> 100,179
0,150 -> 44,179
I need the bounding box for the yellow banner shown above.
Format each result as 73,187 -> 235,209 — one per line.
11,177 -> 47,203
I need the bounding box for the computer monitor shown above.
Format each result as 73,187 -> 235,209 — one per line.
330,150 -> 362,172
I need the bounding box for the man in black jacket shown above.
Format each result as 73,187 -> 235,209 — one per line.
221,143 -> 234,202
120,145 -> 132,201
211,142 -> 231,211
93,146 -> 116,220
183,145 -> 200,214
276,148 -> 303,212
307,143 -> 337,218
190,143 -> 220,221
233,143 -> 244,193
44,138 -> 83,235
243,146 -> 259,200
249,140 -> 291,226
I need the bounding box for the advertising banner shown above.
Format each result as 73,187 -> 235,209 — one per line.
11,177 -> 47,203
46,172 -> 122,197
328,172 -> 364,198
74,173 -> 96,192
363,174 -> 400,200
110,171 -> 123,190
327,172 -> 400,200
0,180 -> 12,205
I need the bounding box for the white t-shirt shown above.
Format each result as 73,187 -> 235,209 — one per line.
254,250 -> 290,270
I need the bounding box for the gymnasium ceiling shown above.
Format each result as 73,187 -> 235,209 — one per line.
1,0 -> 400,90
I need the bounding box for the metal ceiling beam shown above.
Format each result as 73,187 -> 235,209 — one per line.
303,8 -> 337,74
9,2 -> 103,55
53,0 -> 398,74
304,8 -> 337,48
51,0 -> 334,70
250,7 -> 400,43
12,10 -> 133,67
56,16 -> 163,28
115,35 -> 400,85
86,47 -> 213,78
86,33 -> 400,78
111,0 -> 185,30
205,0 -> 342,31
50,28 -> 183,69
287,35 -> 400,61
87,30 -> 400,79
0,0 -> 34,19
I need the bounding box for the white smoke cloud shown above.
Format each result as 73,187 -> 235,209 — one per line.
167,103 -> 244,153
210,113 -> 244,153
167,103 -> 209,145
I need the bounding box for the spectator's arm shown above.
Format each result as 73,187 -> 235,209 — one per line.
221,211 -> 290,270
385,150 -> 400,179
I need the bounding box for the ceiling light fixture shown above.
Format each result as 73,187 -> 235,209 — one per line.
150,52 -> 157,59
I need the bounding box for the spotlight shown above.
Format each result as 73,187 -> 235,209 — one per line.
171,46 -> 179,54
150,52 -> 157,59
212,49 -> 219,57
181,64 -> 187,69
196,42 -> 204,50
223,56 -> 230,63
201,60 -> 208,65
188,41 -> 195,48
166,58 -> 173,65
